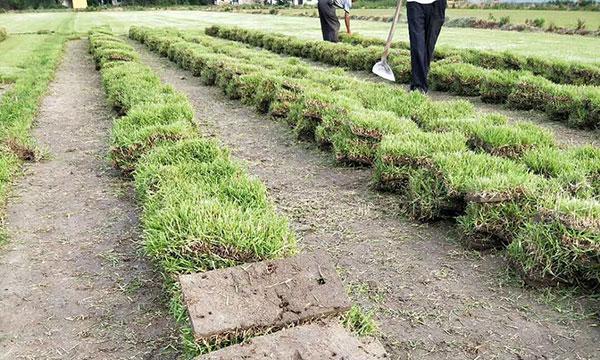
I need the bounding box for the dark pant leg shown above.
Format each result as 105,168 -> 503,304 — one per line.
318,5 -> 329,40
318,0 -> 340,42
425,0 -> 446,69
407,2 -> 428,92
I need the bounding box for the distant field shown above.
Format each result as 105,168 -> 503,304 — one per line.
0,10 -> 599,63
0,12 -> 74,33
445,9 -> 600,29
281,7 -> 600,29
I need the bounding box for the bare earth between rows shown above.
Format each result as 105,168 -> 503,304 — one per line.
0,41 -> 177,360
130,41 -> 600,359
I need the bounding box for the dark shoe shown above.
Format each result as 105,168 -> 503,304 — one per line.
410,86 -> 428,94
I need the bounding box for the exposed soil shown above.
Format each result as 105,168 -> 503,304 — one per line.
0,83 -> 13,99
132,41 -> 600,360
0,41 -> 177,360
201,321 -> 388,359
180,252 -> 351,338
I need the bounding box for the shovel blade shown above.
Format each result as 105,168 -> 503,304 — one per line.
372,60 -> 396,82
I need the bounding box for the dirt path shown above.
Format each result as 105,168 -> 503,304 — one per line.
0,41 -> 177,360
132,42 -> 600,360
0,83 -> 12,99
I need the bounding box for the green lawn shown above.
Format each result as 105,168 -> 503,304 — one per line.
281,7 -> 600,29
0,12 -> 74,33
445,9 -> 600,29
0,34 -> 55,80
0,10 -> 599,63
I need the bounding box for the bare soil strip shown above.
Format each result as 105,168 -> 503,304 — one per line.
0,41 -> 176,359
132,41 -> 600,360
0,83 -> 12,99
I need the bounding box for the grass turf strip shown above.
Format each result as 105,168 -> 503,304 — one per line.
206,26 -> 599,130
134,28 -> 597,201
89,28 -> 378,357
140,27 -> 598,201
0,34 -> 67,244
336,32 -> 600,87
190,27 -> 600,201
130,26 -> 599,288
89,27 -> 296,356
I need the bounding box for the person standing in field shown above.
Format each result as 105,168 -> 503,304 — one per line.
317,0 -> 352,42
407,0 -> 446,93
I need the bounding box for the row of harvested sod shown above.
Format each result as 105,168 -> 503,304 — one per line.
337,32 -> 600,87
206,26 -> 600,130
88,28 -> 298,356
145,26 -> 598,202
130,26 -> 599,288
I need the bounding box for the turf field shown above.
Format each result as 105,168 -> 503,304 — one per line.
1,10 -> 599,63
282,8 -> 600,29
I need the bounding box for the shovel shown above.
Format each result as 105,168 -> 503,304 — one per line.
372,0 -> 404,82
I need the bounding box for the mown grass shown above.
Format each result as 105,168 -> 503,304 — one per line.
179,25 -> 596,196
279,8 -> 600,29
508,197 -> 599,286
210,26 -> 599,130
90,27 -> 347,358
0,12 -> 74,34
342,32 -> 600,86
131,26 -> 599,288
1,10 -> 599,62
444,9 -> 600,30
0,34 -> 55,82
0,34 -> 67,244
342,305 -> 378,337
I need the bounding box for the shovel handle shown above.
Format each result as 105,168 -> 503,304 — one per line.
381,0 -> 404,61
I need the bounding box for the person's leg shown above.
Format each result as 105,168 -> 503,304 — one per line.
424,0 -> 446,77
331,17 -> 341,42
407,2 -> 428,92
317,0 -> 329,41
323,4 -> 341,42
422,4 -> 433,68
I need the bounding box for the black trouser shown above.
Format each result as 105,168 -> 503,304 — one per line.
318,0 -> 340,42
407,0 -> 446,92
